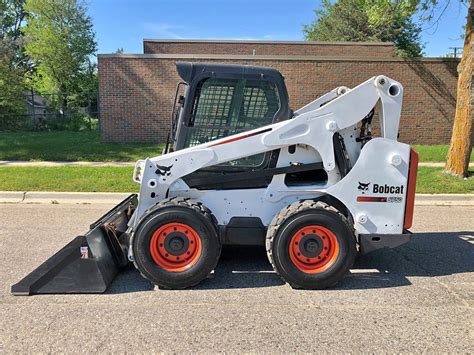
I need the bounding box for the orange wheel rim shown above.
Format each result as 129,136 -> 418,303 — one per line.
150,222 -> 202,272
288,225 -> 339,274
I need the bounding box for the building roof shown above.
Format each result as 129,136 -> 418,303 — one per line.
143,38 -> 394,46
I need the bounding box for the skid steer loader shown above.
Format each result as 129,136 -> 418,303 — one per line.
12,62 -> 418,294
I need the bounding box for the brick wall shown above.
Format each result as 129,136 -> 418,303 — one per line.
99,42 -> 459,145
143,39 -> 396,58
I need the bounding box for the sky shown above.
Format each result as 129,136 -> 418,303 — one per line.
88,0 -> 467,57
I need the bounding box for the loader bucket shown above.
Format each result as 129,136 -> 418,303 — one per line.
11,194 -> 138,296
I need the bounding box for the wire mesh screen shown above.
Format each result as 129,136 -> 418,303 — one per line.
185,78 -> 280,156
189,79 -> 235,129
240,84 -> 280,128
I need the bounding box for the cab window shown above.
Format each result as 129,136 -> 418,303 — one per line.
185,78 -> 280,147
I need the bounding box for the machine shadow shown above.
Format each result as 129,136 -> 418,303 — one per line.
332,231 -> 473,290
107,231 -> 473,293
106,265 -> 155,293
195,246 -> 285,290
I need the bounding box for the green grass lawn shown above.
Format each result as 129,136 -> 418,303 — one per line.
0,166 -> 472,194
0,131 -> 471,163
0,166 -> 139,192
413,144 -> 474,163
416,167 -> 474,193
0,131 -> 164,162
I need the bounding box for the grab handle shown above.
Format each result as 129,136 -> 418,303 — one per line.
132,160 -> 145,183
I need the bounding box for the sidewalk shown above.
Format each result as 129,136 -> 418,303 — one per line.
1,160 -> 473,168
419,162 -> 474,167
0,160 -> 134,167
0,191 -> 472,205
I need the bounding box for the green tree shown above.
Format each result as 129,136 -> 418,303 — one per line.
0,0 -> 28,129
0,54 -> 27,129
22,0 -> 97,112
304,0 -> 423,57
1,0 -> 27,66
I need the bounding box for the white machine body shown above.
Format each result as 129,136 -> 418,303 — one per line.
129,75 -> 415,246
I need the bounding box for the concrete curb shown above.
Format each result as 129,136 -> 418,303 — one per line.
0,191 -> 27,203
0,191 -> 473,206
0,191 -> 132,204
414,194 -> 474,206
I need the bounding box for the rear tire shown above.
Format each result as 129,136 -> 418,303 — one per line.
132,197 -> 221,289
266,200 -> 356,289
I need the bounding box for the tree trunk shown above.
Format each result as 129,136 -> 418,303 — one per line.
445,0 -> 473,177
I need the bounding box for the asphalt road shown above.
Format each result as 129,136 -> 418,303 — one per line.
1,203 -> 473,353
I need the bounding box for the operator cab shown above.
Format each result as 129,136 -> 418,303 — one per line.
164,62 -> 293,189
166,62 -> 351,190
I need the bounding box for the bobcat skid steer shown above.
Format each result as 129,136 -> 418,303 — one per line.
12,62 -> 418,295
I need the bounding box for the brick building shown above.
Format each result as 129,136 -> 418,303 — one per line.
98,39 -> 459,144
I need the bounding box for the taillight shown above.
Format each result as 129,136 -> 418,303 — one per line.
403,148 -> 419,229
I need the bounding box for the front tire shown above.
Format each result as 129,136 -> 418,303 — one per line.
132,197 -> 221,289
266,200 -> 356,289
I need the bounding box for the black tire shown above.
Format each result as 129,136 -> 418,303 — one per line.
266,200 -> 356,289
132,197 -> 221,289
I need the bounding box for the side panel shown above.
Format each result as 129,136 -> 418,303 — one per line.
327,138 -> 410,234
